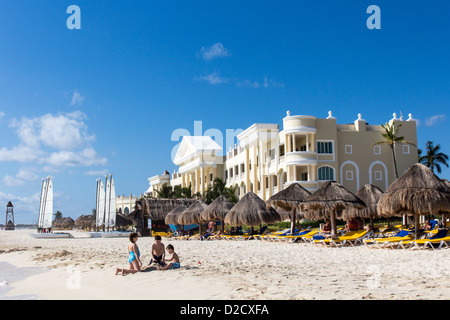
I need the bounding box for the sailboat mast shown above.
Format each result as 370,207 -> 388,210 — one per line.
95,179 -> 99,231
41,177 -> 50,230
107,174 -> 112,232
103,175 -> 108,232
38,178 -> 45,230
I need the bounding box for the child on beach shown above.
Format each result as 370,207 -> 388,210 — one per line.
115,232 -> 142,276
149,235 -> 165,267
157,244 -> 180,271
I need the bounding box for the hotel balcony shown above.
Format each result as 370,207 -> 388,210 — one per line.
283,151 -> 318,166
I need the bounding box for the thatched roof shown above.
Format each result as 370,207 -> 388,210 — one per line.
200,195 -> 234,222
377,163 -> 450,217
165,203 -> 188,225
53,217 -> 75,229
342,184 -> 383,221
177,200 -> 208,225
267,183 -> 311,211
224,192 -> 281,226
136,198 -> 198,220
301,181 -> 366,220
116,213 -> 133,227
75,215 -> 96,229
266,183 -> 311,219
442,179 -> 450,190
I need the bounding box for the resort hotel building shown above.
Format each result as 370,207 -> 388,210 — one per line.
146,111 -> 418,200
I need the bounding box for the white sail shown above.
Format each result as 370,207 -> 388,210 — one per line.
38,177 -> 53,229
104,176 -> 110,229
97,179 -> 105,227
42,178 -> 54,229
108,175 -> 116,227
38,179 -> 47,228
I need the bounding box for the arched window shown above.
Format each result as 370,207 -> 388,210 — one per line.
318,166 -> 334,181
124,207 -> 130,215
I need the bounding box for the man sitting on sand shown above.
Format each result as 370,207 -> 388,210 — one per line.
157,244 -> 180,271
149,235 -> 165,267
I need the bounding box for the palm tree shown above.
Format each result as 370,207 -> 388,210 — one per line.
373,121 -> 416,178
54,211 -> 63,219
419,141 -> 449,174
156,183 -> 173,198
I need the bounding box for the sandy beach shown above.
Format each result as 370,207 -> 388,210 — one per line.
1,229 -> 450,300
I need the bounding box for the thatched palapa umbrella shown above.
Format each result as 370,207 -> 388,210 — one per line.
377,163 -> 450,238
224,192 -> 281,229
165,203 -> 188,225
75,215 -> 96,230
267,183 -> 311,234
301,181 -> 366,236
342,184 -> 383,228
177,200 -> 208,234
200,195 -> 234,233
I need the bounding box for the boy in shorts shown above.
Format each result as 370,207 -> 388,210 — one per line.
149,235 -> 165,267
158,244 -> 180,270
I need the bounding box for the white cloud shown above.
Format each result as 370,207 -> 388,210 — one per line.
70,90 -> 85,106
0,111 -> 5,120
0,191 -> 41,216
84,169 -> 109,176
2,175 -> 26,187
194,72 -> 228,85
199,43 -> 231,61
0,111 -> 106,168
237,77 -> 284,89
45,147 -> 107,167
425,114 -> 446,127
3,168 -> 42,187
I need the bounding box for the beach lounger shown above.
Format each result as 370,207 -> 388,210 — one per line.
301,229 -> 321,243
313,230 -> 369,247
364,230 -> 413,249
273,229 -> 315,243
398,229 -> 450,250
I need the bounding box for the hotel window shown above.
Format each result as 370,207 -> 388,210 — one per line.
373,145 -> 381,155
301,172 -> 308,181
346,171 -> 353,181
403,144 -> 410,154
345,145 -> 352,154
317,141 -> 333,154
318,166 -> 334,181
209,173 -> 213,182
375,171 -> 383,181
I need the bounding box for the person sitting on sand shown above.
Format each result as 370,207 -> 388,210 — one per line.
157,244 -> 180,271
149,235 -> 165,267
115,232 -> 142,276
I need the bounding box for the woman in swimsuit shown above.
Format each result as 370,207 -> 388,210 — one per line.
115,232 -> 142,276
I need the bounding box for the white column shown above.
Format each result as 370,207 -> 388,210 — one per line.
306,133 -> 309,151
293,134 -> 296,152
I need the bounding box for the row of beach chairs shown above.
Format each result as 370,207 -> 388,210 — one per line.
164,225 -> 450,250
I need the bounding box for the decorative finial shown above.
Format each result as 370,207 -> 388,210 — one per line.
407,113 -> 416,122
327,111 -> 335,119
286,110 -> 291,116
358,113 -> 362,120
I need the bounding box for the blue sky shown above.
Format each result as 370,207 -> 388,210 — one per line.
0,0 -> 449,223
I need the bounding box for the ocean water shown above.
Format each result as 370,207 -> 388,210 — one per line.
0,261 -> 46,300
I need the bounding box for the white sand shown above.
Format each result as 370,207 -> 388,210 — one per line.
1,229 -> 450,300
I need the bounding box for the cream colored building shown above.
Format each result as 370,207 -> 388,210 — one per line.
147,111 -> 418,200
116,194 -> 142,215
